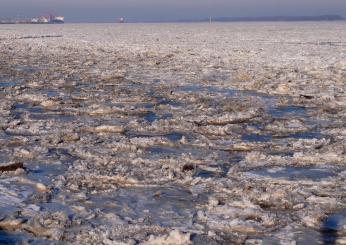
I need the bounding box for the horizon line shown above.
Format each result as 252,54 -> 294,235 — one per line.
1,14 -> 345,23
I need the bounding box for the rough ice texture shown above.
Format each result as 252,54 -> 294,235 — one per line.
0,22 -> 345,244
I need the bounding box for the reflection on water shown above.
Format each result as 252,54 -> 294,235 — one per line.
88,186 -> 207,228
247,166 -> 339,181
321,213 -> 346,245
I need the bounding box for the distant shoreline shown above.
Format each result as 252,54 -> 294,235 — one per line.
177,15 -> 345,23
1,14 -> 345,24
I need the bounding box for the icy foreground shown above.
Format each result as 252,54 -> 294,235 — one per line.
0,23 -> 345,244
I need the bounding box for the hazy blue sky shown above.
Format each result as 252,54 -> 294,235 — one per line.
1,0 -> 346,22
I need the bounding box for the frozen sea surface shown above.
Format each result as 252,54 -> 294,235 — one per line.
0,22 -> 345,244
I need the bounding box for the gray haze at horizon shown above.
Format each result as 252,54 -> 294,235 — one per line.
1,0 -> 346,22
